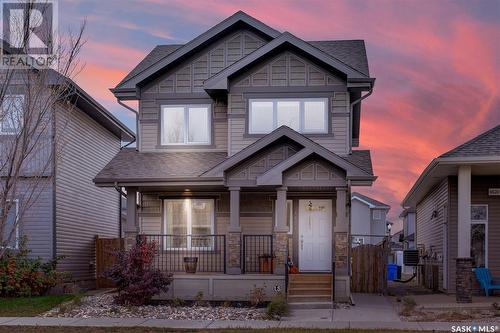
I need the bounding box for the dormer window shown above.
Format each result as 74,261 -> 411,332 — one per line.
249,98 -> 328,134
161,105 -> 211,145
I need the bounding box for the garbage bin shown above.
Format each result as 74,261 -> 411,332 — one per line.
387,264 -> 398,281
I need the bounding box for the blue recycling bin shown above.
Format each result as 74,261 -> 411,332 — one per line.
387,264 -> 398,281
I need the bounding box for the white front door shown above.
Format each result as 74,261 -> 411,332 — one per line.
298,199 -> 332,272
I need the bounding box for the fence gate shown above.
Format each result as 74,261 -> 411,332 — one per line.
350,236 -> 389,293
95,236 -> 123,288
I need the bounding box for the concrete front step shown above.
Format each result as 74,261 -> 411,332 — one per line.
288,301 -> 333,309
287,295 -> 332,302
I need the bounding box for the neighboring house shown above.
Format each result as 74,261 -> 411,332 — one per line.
1,72 -> 134,287
351,192 -> 390,245
95,11 -> 377,303
402,125 -> 500,300
400,208 -> 416,250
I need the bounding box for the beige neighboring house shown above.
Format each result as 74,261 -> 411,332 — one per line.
94,11 -> 378,305
402,125 -> 500,301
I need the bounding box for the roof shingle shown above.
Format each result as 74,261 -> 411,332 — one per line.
440,125 -> 500,158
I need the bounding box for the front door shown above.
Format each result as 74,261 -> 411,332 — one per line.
298,199 -> 332,271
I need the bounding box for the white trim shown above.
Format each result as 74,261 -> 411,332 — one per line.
249,98 -> 328,134
162,198 -> 215,250
160,104 -> 211,145
351,195 -> 389,209
471,204 -> 488,268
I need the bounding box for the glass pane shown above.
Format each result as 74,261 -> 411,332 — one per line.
471,205 -> 487,221
471,224 -> 486,267
277,101 -> 300,131
1,95 -> 24,134
304,100 -> 327,132
165,200 -> 188,248
162,107 -> 185,143
250,101 -> 273,133
191,200 -> 214,248
188,107 -> 209,143
1,204 -> 17,248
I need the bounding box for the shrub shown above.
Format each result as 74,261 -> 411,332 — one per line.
0,237 -> 68,297
105,237 -> 172,306
266,292 -> 288,319
399,296 -> 417,316
249,284 -> 266,307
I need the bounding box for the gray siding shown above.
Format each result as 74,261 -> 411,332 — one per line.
55,104 -> 120,282
15,179 -> 54,261
227,51 -> 350,155
138,29 -> 266,153
415,178 -> 449,291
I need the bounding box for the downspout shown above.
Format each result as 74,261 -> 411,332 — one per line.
114,182 -> 127,237
117,99 -> 139,150
349,87 -> 373,154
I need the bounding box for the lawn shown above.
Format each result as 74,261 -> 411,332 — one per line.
0,328 -> 435,333
0,295 -> 76,317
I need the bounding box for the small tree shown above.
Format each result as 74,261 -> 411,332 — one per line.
105,238 -> 172,306
0,1 -> 86,257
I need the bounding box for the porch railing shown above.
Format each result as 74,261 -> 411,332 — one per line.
140,234 -> 226,273
242,234 -> 273,274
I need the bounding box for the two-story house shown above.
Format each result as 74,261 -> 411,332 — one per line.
351,192 -> 390,245
95,11 -> 376,304
400,208 -> 416,250
1,69 -> 134,288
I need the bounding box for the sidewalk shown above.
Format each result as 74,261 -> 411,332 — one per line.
0,316 -> 489,331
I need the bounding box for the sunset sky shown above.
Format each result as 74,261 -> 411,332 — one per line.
60,0 -> 499,230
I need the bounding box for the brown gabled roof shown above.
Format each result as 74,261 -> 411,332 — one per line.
440,125 -> 500,158
93,149 -> 227,183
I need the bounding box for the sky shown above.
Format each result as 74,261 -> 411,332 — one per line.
58,0 -> 500,230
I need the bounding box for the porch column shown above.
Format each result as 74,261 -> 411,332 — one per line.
124,187 -> 138,250
456,165 -> 473,303
334,187 -> 350,299
274,186 -> 288,275
228,187 -> 241,274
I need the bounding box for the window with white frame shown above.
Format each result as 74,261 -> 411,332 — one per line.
1,95 -> 24,134
1,199 -> 19,248
471,204 -> 487,268
249,98 -> 328,134
163,199 -> 214,250
275,200 -> 293,234
161,105 -> 211,145
372,209 -> 382,220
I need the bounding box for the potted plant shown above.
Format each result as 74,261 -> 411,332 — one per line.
259,253 -> 273,273
183,257 -> 198,273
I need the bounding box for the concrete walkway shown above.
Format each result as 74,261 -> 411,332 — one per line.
0,316 -> 479,330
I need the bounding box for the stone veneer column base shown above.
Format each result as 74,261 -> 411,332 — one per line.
456,258 -> 473,303
334,232 -> 349,275
227,232 -> 242,274
273,232 -> 288,275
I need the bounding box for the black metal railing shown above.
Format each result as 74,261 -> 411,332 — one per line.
242,235 -> 273,274
140,234 -> 226,273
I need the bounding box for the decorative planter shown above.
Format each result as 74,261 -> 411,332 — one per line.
259,254 -> 273,273
183,257 -> 198,274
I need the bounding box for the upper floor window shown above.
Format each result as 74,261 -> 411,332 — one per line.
161,105 -> 211,145
372,209 -> 381,220
249,98 -> 328,134
1,95 -> 24,135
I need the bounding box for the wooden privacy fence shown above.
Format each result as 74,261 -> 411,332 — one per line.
95,236 -> 124,288
351,239 -> 389,293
